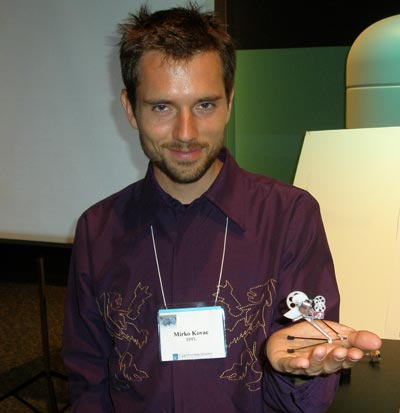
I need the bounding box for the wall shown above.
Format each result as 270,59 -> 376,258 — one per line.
0,0 -> 213,244
294,127 -> 400,339
227,46 -> 350,183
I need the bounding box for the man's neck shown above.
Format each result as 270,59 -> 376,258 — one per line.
154,159 -> 223,205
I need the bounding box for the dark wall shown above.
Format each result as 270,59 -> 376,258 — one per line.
226,2 -> 400,49
222,2 -> 400,183
0,240 -> 71,285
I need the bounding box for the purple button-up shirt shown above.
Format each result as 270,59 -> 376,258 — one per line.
63,148 -> 340,412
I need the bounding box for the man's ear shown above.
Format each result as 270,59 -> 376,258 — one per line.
120,89 -> 138,129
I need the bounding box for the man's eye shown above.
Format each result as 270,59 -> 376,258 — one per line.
198,102 -> 214,110
153,104 -> 169,112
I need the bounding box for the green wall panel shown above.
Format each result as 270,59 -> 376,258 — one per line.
226,47 -> 350,183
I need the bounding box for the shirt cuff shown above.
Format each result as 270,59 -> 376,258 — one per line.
263,363 -> 340,412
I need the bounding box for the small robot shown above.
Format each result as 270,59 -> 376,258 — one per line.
284,291 -> 345,352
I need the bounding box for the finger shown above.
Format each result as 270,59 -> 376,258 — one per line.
306,345 -> 328,375
346,346 -> 364,361
346,330 -> 382,351
278,355 -> 311,374
286,345 -> 330,376
339,346 -> 365,369
309,344 -> 348,375
322,346 -> 355,373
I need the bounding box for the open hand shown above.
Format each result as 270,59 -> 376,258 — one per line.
266,320 -> 381,376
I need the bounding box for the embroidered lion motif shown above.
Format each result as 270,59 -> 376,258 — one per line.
97,282 -> 152,382
214,278 -> 276,391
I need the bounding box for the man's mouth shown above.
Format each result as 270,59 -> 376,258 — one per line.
165,144 -> 205,162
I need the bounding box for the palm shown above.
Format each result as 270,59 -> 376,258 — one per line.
267,320 -> 381,376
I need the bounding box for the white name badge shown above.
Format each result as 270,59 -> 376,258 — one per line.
158,306 -> 227,362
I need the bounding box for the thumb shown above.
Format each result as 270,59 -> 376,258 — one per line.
346,330 -> 382,351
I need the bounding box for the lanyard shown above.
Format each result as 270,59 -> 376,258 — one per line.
150,216 -> 229,309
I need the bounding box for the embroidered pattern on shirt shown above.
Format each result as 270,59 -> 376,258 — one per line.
97,282 -> 152,382
214,278 -> 276,392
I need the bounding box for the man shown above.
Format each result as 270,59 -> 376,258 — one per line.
62,4 -> 381,412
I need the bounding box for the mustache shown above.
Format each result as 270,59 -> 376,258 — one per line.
161,142 -> 207,151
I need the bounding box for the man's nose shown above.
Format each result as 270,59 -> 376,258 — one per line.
173,109 -> 198,142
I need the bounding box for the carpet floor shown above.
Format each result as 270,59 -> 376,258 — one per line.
0,282 -> 70,412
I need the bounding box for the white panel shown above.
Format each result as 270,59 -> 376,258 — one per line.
0,0 -> 214,243
294,126 -> 400,339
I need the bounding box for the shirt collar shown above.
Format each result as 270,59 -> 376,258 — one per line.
204,148 -> 246,231
138,147 -> 246,231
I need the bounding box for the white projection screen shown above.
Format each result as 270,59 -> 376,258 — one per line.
294,126 -> 400,339
0,0 -> 213,244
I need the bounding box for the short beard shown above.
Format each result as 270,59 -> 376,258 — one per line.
153,154 -> 217,184
140,138 -> 222,184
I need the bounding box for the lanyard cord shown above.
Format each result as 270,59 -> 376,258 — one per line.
214,216 -> 229,306
150,225 -> 168,308
150,216 -> 229,309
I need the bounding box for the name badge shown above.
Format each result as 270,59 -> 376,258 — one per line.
158,306 -> 227,362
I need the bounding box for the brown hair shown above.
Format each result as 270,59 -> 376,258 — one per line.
119,3 -> 236,108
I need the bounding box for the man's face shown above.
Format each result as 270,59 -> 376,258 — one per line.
122,50 -> 233,184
